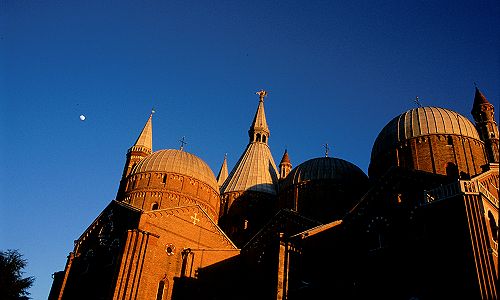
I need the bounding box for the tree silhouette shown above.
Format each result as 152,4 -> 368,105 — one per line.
0,249 -> 35,300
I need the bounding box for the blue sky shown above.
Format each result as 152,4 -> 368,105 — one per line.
1,1 -> 499,299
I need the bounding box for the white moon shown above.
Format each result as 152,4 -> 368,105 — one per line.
79,115 -> 86,121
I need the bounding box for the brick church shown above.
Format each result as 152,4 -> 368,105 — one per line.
49,87 -> 498,299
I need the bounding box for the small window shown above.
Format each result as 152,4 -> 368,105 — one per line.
162,175 -> 167,184
156,281 -> 165,300
447,136 -> 453,146
152,202 -> 159,210
262,135 -> 266,143
256,133 -> 261,142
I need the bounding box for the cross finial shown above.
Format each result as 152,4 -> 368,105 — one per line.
151,107 -> 156,114
323,143 -> 329,157
256,90 -> 268,102
414,96 -> 422,108
179,136 -> 187,151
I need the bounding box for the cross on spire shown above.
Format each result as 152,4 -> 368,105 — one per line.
323,143 -> 330,157
414,96 -> 422,108
256,90 -> 268,102
179,136 -> 187,151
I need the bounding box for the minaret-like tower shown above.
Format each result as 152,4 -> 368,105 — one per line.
220,90 -> 279,246
116,113 -> 153,200
279,149 -> 292,179
471,87 -> 499,163
248,90 -> 271,144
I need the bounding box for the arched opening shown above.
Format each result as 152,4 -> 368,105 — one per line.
152,202 -> 159,210
256,133 -> 261,142
156,280 -> 166,300
262,135 -> 267,143
447,136 -> 453,146
488,211 -> 498,242
445,162 -> 459,179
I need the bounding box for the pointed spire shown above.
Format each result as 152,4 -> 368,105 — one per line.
472,87 -> 491,114
248,90 -> 270,144
281,149 -> 290,164
116,113 -> 154,200
279,149 -> 292,179
216,154 -> 229,187
133,113 -> 153,152
470,86 -> 499,163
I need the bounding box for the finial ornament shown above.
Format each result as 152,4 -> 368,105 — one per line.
179,136 -> 187,151
414,96 -> 422,108
256,90 -> 268,102
323,143 -> 329,157
151,107 -> 156,114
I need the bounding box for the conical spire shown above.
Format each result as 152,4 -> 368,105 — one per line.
279,149 -> 292,179
216,154 -> 229,187
116,113 -> 154,200
223,90 -> 278,195
248,90 -> 270,144
472,87 -> 491,114
132,113 -> 153,151
470,87 -> 499,163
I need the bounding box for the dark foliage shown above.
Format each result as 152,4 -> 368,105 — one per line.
0,249 -> 35,300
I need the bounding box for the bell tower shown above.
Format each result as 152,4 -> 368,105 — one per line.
471,87 -> 499,163
116,113 -> 153,200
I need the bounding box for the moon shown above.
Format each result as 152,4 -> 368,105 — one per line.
79,115 -> 86,121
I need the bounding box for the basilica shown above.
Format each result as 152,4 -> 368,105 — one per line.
49,88 -> 498,299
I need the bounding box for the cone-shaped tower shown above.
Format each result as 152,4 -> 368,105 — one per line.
116,113 -> 153,200
216,154 -> 229,188
279,149 -> 292,179
219,90 -> 279,247
471,87 -> 499,163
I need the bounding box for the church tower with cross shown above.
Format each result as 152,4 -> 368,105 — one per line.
50,87 -> 498,300
219,90 -> 280,247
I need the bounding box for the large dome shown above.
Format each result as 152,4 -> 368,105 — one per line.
371,107 -> 480,160
121,149 -> 220,219
283,157 -> 368,187
369,106 -> 487,179
279,157 -> 369,223
131,149 -> 218,191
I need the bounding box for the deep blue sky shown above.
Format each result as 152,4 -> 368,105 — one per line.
1,1 -> 499,299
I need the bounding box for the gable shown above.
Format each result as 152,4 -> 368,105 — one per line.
139,205 -> 237,250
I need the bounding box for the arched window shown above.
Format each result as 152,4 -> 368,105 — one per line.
447,136 -> 453,146
152,202 -> 159,210
256,133 -> 261,142
445,162 -> 459,179
488,211 -> 498,242
156,281 -> 165,300
262,135 -> 266,143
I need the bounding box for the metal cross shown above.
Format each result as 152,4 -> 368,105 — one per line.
191,212 -> 200,225
414,96 -> 422,108
323,143 -> 329,157
179,136 -> 187,151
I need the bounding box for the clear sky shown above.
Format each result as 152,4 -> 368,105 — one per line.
1,0 -> 499,299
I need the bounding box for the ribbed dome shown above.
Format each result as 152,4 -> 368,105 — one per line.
283,157 -> 368,188
131,149 -> 218,191
371,106 -> 481,160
